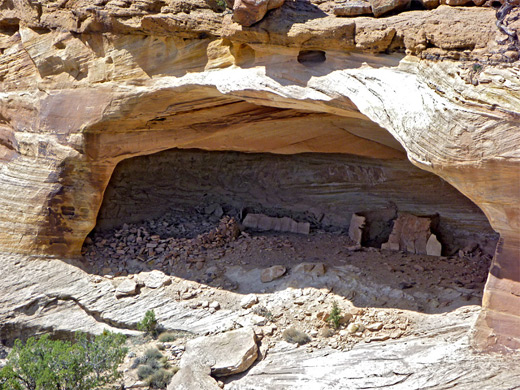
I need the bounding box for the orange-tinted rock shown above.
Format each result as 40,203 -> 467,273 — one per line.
232,0 -> 285,26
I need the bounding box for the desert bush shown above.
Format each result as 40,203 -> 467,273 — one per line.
138,310 -> 159,337
137,364 -> 155,380
328,301 -> 342,329
158,332 -> 178,343
146,368 -> 175,389
0,331 -> 127,390
282,327 -> 311,345
145,347 -> 163,361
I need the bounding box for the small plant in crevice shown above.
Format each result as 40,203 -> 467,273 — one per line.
253,305 -> 273,321
282,327 -> 311,346
138,309 -> 159,337
328,301 -> 342,330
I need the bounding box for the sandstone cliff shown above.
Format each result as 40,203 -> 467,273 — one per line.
0,0 -> 519,352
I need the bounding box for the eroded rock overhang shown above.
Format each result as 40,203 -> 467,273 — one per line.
0,1 -> 519,350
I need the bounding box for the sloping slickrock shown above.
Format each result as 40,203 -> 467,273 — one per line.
226,308 -> 520,389
0,255 -> 240,342
180,327 -> 258,377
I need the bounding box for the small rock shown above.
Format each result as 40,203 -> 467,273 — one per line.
293,262 -> 326,277
240,294 -> 259,309
137,270 -> 171,289
347,323 -> 360,333
251,314 -> 267,326
210,301 -> 220,310
182,291 -> 197,300
366,322 -> 384,331
115,279 -> 138,298
260,265 -> 287,283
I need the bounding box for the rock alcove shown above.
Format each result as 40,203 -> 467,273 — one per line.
1,0 -> 519,365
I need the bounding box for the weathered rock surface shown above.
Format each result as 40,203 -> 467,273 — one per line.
180,327 -> 258,377
232,0 -> 285,27
167,365 -> 221,390
115,279 -> 138,298
261,265 -> 287,283
0,255 -> 240,344
226,308 -> 520,389
0,0 -> 519,352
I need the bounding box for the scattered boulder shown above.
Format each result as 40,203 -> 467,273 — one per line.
369,0 -> 411,17
181,327 -> 258,377
334,0 -> 372,16
240,294 -> 259,309
167,364 -> 220,390
348,214 -> 366,245
137,270 -> 171,289
232,0 -> 285,27
293,262 -> 326,277
260,265 -> 287,283
204,203 -> 224,218
243,214 -> 310,235
115,279 -> 138,298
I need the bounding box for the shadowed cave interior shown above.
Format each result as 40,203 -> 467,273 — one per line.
82,147 -> 498,314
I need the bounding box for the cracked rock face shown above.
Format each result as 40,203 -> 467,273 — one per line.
0,0 -> 519,352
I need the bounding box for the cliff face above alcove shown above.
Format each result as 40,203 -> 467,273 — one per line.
0,0 -> 519,352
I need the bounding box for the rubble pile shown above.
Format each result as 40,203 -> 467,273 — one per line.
83,208 -> 241,276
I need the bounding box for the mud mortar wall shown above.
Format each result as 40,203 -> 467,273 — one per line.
96,149 -> 497,255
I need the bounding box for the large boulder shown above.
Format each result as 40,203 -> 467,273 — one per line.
181,327 -> 258,377
232,0 -> 285,26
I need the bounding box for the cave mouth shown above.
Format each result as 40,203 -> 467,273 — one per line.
82,148 -> 497,313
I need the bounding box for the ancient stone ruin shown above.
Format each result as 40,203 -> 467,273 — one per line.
1,0 -> 520,386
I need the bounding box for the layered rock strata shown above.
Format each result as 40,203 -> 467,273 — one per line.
0,0 -> 519,350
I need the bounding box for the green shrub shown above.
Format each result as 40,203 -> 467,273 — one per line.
137,364 -> 155,380
328,301 -> 342,330
158,332 -> 178,343
145,347 -> 163,361
146,368 -> 175,389
138,310 -> 159,337
0,331 -> 127,390
282,327 -> 311,346
159,356 -> 171,369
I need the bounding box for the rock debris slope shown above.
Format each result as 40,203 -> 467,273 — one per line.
0,0 -> 519,360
